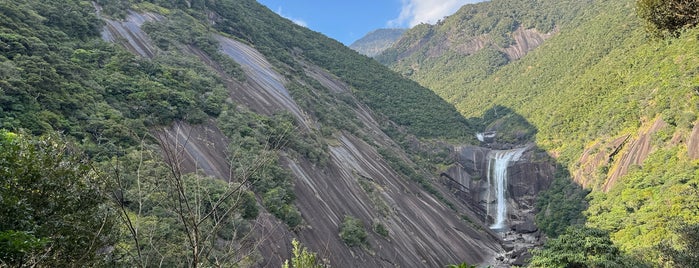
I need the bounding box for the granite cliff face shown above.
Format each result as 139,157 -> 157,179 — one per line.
574,117 -> 688,191
386,26 -> 555,65
440,141 -> 555,266
443,145 -> 554,232
101,9 -> 505,267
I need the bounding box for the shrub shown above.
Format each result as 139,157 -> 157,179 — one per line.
373,222 -> 389,238
339,216 -> 368,247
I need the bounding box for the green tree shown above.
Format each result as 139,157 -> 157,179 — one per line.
529,226 -> 643,267
657,223 -> 699,267
109,132 -> 266,267
0,130 -> 114,266
636,0 -> 699,37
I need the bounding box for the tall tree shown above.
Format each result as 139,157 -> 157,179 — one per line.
0,130 -> 114,267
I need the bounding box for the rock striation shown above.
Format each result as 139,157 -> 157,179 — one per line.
100,10 -> 504,267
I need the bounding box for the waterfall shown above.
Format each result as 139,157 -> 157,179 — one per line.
476,133 -> 485,142
486,147 -> 527,230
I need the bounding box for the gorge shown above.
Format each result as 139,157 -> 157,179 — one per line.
3,0 -> 698,267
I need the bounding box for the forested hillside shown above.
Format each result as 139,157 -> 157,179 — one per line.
377,0 -> 593,77
380,0 -> 699,266
4,0 -> 698,266
0,0 -> 502,267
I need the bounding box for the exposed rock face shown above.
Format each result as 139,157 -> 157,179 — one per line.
100,10 -> 163,58
445,144 -> 554,230
102,11 -> 504,267
289,134 -> 502,267
155,121 -> 232,181
574,118 -> 668,191
502,27 -> 557,60
689,121 -> 699,159
443,144 -> 554,267
603,118 -> 667,191
390,26 -> 555,65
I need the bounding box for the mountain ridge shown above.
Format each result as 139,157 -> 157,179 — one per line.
349,28 -> 406,57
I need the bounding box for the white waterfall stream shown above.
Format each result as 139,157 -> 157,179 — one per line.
486,147 -> 527,230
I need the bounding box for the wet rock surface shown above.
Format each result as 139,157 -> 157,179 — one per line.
445,142 -> 556,267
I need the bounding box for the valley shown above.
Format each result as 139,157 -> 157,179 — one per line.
1,0 -> 698,267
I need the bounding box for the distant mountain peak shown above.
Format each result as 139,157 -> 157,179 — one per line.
349,28 -> 406,57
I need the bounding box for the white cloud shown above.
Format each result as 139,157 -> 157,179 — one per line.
275,7 -> 308,27
388,0 -> 482,27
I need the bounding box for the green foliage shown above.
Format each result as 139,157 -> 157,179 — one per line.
657,223 -> 699,268
373,222 -> 389,238
636,0 -> 699,38
286,80 -> 364,139
478,105 -> 538,144
378,0 -> 593,71
141,10 -> 245,81
201,0 -> 474,140
0,130 -> 114,266
529,226 -> 644,267
106,148 -> 257,267
339,215 -> 368,247
0,230 -> 49,266
380,0 -> 699,264
445,263 -> 478,268
282,239 -> 327,268
218,106 -> 306,228
391,0 -> 699,179
585,147 -> 699,265
0,0 -> 229,159
535,168 -> 589,237
240,190 -> 260,219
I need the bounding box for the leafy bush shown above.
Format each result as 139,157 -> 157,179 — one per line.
0,230 -> 48,266
339,216 -> 368,247
535,167 -> 589,237
373,222 -> 389,238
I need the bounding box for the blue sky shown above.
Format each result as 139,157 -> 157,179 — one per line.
256,0 -> 486,45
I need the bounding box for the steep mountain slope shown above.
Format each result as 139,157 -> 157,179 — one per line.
349,28 -> 406,57
0,0 -> 516,267
379,0 -> 699,264
377,0 -> 593,80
